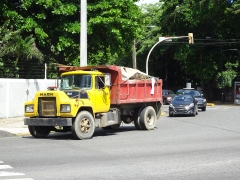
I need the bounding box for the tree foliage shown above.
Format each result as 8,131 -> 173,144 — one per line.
0,30 -> 43,66
0,0 -> 143,78
1,0 -> 240,101
135,0 -> 240,92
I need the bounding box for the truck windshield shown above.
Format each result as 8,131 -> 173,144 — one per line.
60,75 -> 92,90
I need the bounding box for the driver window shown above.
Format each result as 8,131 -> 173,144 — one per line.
96,76 -> 105,89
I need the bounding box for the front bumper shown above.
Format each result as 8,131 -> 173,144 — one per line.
197,103 -> 206,108
169,107 -> 195,115
24,118 -> 72,126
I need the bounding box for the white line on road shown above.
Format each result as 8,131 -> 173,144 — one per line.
0,171 -> 25,176
0,165 -> 12,169
1,179 -> 34,180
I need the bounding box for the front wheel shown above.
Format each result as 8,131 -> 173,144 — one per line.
139,106 -> 156,130
28,126 -> 50,138
202,107 -> 206,111
71,111 -> 95,140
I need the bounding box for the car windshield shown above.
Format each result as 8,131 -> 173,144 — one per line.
60,74 -> 92,90
172,96 -> 192,102
163,91 -> 168,95
179,90 -> 201,97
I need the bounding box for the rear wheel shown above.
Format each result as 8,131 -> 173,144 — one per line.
133,107 -> 143,130
139,106 -> 156,130
71,111 -> 95,140
28,126 -> 50,138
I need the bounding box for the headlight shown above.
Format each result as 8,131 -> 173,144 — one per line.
25,105 -> 34,113
61,104 -> 71,113
185,103 -> 194,110
203,99 -> 206,102
189,103 -> 194,107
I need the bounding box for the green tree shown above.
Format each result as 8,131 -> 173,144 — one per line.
0,30 -> 43,66
0,0 -> 144,78
155,0 -> 240,90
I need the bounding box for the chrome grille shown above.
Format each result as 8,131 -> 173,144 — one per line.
175,107 -> 187,113
38,97 -> 56,117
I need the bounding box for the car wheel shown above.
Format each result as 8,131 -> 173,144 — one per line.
202,107 -> 206,111
192,112 -> 196,117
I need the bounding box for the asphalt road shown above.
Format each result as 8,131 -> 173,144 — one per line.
0,105 -> 240,180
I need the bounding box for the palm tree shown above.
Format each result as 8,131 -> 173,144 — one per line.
0,30 -> 43,66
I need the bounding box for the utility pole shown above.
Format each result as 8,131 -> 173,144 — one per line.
80,0 -> 87,67
132,39 -> 137,69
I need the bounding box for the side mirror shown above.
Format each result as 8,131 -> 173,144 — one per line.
105,73 -> 111,86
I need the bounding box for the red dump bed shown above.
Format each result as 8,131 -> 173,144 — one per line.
59,65 -> 163,105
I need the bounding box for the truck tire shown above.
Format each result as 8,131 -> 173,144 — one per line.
133,107 -> 143,130
71,111 -> 95,140
28,126 -> 50,138
139,106 -> 156,130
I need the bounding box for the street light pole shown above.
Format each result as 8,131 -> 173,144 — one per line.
80,0 -> 87,67
146,33 -> 193,75
132,39 -> 137,69
220,49 -> 223,103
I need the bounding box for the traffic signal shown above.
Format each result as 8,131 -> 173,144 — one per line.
188,33 -> 194,44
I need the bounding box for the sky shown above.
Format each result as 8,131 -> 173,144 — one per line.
135,0 -> 159,6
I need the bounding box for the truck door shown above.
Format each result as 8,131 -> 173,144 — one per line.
94,76 -> 110,112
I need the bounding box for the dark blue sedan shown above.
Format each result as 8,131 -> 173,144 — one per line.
169,95 -> 198,117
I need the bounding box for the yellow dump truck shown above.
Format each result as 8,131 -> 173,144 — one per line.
24,65 -> 163,140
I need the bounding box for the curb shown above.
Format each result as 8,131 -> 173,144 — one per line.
207,103 -> 215,106
161,111 -> 166,116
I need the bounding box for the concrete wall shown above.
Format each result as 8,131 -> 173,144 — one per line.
0,79 -> 58,118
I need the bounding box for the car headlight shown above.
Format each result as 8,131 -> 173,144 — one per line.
185,103 -> 194,110
203,99 -> 206,102
60,104 -> 71,113
25,105 -> 34,113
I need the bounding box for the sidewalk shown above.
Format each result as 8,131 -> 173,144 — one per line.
0,117 -> 29,137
